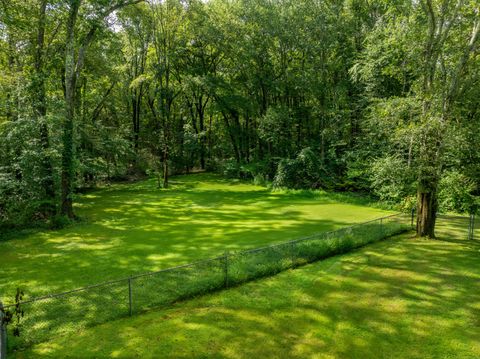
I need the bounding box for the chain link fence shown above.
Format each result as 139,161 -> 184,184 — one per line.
3,213 -> 410,354
436,213 -> 477,240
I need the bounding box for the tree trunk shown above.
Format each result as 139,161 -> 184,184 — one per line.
34,0 -> 56,211
416,187 -> 437,238
199,109 -> 206,170
61,0 -> 80,219
163,145 -> 169,188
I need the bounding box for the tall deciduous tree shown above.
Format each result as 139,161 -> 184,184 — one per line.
61,0 -> 143,217
415,0 -> 479,237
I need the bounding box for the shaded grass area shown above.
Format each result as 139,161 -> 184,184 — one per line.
20,226 -> 480,359
0,173 -> 391,301
6,215 -> 408,351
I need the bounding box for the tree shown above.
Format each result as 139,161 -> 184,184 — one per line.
144,0 -> 184,188
61,0 -> 143,218
415,0 -> 479,237
353,0 -> 480,237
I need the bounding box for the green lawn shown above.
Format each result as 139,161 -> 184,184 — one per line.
0,173 -> 391,302
19,227 -> 480,359
3,174 -> 478,358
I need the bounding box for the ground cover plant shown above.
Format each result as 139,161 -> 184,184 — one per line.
17,219 -> 480,359
0,173 -> 392,303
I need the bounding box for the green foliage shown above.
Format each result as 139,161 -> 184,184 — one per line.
258,106 -> 294,157
220,159 -> 278,183
438,171 -> 477,214
369,155 -> 415,203
1,0 -> 479,228
273,148 -> 329,190
0,117 -> 60,229
0,288 -> 24,338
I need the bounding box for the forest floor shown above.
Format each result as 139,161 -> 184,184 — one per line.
0,173 -> 391,302
18,226 -> 480,358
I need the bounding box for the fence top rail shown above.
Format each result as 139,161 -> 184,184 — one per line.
436,214 -> 473,220
2,212 -> 405,309
1,255 -> 226,308
240,212 -> 403,255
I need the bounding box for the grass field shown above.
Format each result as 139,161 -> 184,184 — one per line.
3,174 -> 478,358
0,173 -> 391,303
18,227 -> 480,359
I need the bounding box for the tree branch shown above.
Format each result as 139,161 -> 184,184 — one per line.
446,15 -> 480,104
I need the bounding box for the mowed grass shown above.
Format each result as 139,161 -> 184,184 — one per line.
0,173 -> 391,302
20,222 -> 480,359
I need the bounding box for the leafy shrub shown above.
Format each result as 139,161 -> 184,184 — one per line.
253,173 -> 267,186
221,158 -> 280,184
0,117 -> 60,228
222,160 -> 243,179
369,155 -> 415,203
342,150 -> 372,192
438,171 -> 477,213
273,148 -> 328,189
205,158 -> 221,172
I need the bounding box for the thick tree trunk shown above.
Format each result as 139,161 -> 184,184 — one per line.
416,187 -> 437,238
414,1 -> 480,239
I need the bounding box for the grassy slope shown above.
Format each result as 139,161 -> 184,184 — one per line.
21,229 -> 480,359
0,173 -> 390,301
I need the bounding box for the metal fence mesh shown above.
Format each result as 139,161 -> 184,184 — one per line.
132,257 -> 226,314
5,213 -> 411,352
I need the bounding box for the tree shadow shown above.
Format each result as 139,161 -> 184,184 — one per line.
1,173 -> 388,302
22,232 -> 480,358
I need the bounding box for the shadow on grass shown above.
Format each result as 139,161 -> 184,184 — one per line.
0,174 -> 390,302
20,229 -> 480,359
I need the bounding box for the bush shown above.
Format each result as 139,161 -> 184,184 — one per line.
222,160 -> 243,179
0,117 -> 60,228
369,155 -> 415,203
273,148 -> 328,189
220,158 -> 280,185
438,171 -> 477,213
253,173 -> 267,186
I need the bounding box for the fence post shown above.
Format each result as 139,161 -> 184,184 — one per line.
291,241 -> 296,268
128,278 -> 133,317
0,301 -> 7,359
468,214 -> 472,240
472,214 -> 476,240
468,213 -> 475,240
223,252 -> 229,288
380,217 -> 384,238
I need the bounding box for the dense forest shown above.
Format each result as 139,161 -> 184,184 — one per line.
0,0 -> 479,237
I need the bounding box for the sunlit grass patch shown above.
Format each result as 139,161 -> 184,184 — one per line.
0,173 -> 392,302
